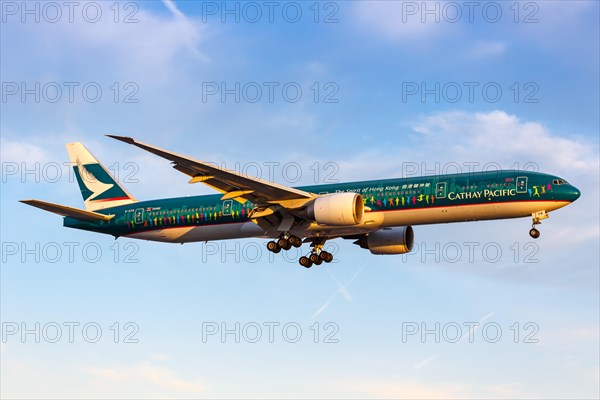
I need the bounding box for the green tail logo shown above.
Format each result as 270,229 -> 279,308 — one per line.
67,142 -> 137,211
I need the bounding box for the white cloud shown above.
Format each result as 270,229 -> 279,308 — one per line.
351,1 -> 445,42
2,359 -> 205,398
149,353 -> 171,361
2,2 -> 209,84
85,364 -> 205,395
336,110 -> 598,181
161,0 -> 209,62
331,375 -> 544,399
536,324 -> 600,350
162,0 -> 186,20
526,1 -> 597,35
484,383 -> 528,398
337,378 -> 468,399
0,139 -> 51,164
411,110 -> 598,173
468,41 -> 507,58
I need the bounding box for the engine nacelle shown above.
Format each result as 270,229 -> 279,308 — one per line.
307,192 -> 364,226
356,226 -> 414,255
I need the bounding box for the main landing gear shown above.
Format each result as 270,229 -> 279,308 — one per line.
529,210 -> 549,239
298,251 -> 334,268
266,234 -> 302,253
266,235 -> 334,268
298,238 -> 334,269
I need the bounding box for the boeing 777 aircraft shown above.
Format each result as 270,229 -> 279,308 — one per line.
21,136 -> 581,267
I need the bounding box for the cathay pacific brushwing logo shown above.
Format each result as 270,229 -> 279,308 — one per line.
74,158 -> 115,201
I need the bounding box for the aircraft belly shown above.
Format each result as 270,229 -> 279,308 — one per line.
125,222 -> 266,243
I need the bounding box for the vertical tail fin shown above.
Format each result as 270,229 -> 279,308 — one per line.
66,142 -> 137,211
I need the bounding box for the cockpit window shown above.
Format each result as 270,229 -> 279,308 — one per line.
553,179 -> 569,185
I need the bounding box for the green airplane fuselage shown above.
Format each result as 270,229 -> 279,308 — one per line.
64,170 -> 580,240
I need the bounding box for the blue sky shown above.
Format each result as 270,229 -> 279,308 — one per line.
1,1 -> 599,398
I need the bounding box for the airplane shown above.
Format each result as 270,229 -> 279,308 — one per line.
20,135 -> 581,268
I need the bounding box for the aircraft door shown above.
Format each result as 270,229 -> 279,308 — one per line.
134,208 -> 144,224
516,176 -> 528,193
222,200 -> 233,216
435,182 -> 447,198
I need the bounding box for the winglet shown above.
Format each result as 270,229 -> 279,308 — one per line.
106,134 -> 135,144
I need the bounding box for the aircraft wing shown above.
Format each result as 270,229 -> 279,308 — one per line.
106,135 -> 315,206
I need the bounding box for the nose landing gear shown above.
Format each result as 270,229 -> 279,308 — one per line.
529,227 -> 541,239
529,210 -> 548,239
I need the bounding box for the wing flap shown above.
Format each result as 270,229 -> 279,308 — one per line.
20,199 -> 114,222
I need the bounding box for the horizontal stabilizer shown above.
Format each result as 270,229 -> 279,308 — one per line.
20,199 -> 114,222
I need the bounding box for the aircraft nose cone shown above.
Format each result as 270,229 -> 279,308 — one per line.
570,187 -> 581,202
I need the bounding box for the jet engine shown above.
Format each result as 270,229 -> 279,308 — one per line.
355,226 -> 414,254
307,192 -> 364,226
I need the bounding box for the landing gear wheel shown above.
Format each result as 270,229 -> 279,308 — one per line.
320,251 -> 334,263
277,237 -> 289,249
267,241 -> 281,253
289,236 -> 302,248
314,258 -> 323,265
309,253 -> 320,264
299,256 -> 312,268
529,228 -> 541,239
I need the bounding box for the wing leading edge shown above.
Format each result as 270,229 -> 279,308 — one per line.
106,135 -> 315,206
